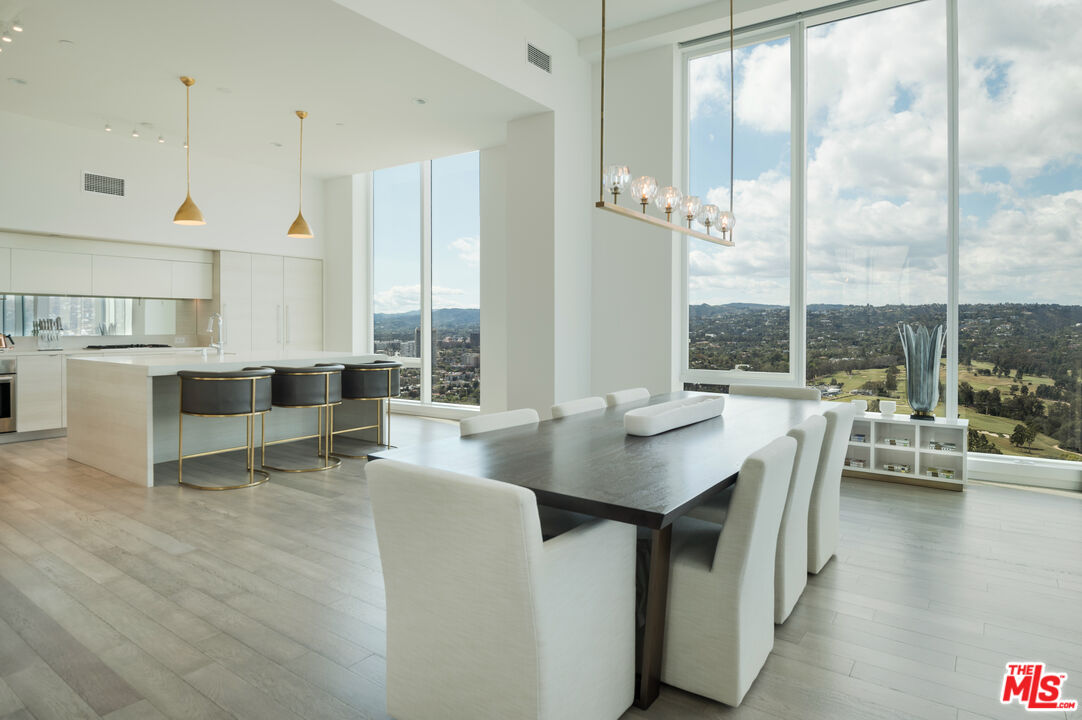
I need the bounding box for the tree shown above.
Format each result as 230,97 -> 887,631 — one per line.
1024,423 -> 1039,447
1010,424 -> 1029,450
959,381 -> 975,406
1015,368 -> 1024,382
884,365 -> 899,392
968,427 -> 1002,454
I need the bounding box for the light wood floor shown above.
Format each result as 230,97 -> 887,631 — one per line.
0,418 -> 1080,720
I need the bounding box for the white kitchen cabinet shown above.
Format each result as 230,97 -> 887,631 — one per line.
171,261 -> 213,299
219,251 -> 253,353
11,249 -> 93,295
16,353 -> 63,432
92,255 -> 173,298
0,248 -> 10,292
251,254 -> 285,352
284,257 -> 323,351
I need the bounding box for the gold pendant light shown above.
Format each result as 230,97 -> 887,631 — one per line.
173,76 -> 206,226
287,110 -> 313,238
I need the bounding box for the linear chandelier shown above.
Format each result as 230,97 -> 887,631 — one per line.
594,0 -> 737,248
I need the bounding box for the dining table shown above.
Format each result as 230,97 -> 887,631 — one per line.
368,390 -> 830,708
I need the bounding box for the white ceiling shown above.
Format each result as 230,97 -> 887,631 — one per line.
0,0 -> 545,178
523,0 -> 715,40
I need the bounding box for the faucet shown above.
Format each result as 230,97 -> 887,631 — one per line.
207,312 -> 224,357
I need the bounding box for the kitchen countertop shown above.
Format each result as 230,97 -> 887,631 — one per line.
0,346 -> 212,357
66,350 -> 391,377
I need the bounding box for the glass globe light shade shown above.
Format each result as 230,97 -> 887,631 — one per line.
630,175 -> 658,209
680,195 -> 701,220
654,186 -> 683,217
697,203 -> 720,232
717,210 -> 736,234
604,164 -> 631,196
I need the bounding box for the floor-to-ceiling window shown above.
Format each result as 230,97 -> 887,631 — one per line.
805,0 -> 948,412
686,34 -> 793,379
371,151 -> 481,407
682,0 -> 1082,480
957,0 -> 1082,461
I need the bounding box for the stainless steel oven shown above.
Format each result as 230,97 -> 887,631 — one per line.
0,358 -> 15,433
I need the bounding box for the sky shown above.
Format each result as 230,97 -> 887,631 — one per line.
688,0 -> 1082,307
372,151 -> 480,315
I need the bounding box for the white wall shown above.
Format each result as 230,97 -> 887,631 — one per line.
479,145 -> 509,413
0,111 -> 325,259
590,45 -> 685,397
322,173 -> 370,352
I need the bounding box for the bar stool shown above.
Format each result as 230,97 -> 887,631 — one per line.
318,360 -> 401,459
260,364 -> 344,473
177,368 -> 274,490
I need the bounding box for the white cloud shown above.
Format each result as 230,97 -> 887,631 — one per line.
373,284 -> 468,314
450,236 -> 480,267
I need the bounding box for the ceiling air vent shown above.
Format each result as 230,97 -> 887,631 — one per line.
527,43 -> 552,74
83,172 -> 125,197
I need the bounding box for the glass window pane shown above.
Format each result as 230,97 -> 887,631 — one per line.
372,163 -> 423,360
806,1 -> 948,422
959,0 -> 1082,461
688,37 -> 791,374
431,151 -> 481,406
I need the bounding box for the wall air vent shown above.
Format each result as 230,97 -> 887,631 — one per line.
83,172 -> 125,197
527,43 -> 552,74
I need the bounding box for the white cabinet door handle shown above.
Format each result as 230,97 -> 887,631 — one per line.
276,305 -> 282,344
285,305 -> 291,344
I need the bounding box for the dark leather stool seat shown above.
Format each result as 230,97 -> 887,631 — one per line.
316,360 -> 402,459
257,365 -> 344,472
176,368 -> 275,490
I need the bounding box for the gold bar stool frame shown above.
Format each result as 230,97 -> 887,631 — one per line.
177,368 -> 274,490
317,360 -> 402,459
259,365 -> 344,473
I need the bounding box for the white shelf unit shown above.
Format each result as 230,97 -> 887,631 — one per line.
843,413 -> 968,490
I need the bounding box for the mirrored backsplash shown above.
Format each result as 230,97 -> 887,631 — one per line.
1,294 -> 197,340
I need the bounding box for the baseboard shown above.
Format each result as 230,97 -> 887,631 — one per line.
843,469 -> 964,492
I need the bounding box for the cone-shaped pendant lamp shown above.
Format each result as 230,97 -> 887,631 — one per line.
287,110 -> 313,238
173,76 -> 206,226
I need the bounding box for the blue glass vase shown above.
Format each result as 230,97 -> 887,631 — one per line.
898,323 -> 945,421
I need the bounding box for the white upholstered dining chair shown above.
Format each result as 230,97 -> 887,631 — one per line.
808,404 -> 856,574
551,396 -> 606,418
660,435 -> 798,706
728,384 -> 822,401
686,414 -> 826,624
459,408 -> 539,437
604,387 -> 650,406
367,459 -> 636,720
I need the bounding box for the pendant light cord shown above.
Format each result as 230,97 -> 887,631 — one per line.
729,0 -> 734,216
185,84 -> 191,194
298,114 -> 304,209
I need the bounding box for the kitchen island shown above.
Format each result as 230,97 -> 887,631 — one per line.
67,351 -> 390,486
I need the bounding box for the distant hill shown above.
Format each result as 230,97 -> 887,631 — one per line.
374,308 -> 480,335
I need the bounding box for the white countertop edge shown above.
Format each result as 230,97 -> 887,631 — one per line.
66,351 -> 393,377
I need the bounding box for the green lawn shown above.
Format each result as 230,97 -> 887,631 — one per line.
812,362 -> 1081,462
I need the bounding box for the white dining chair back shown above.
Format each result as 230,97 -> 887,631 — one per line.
774,414 -> 826,623
729,385 -> 822,401
604,387 -> 650,406
551,396 -> 606,418
807,404 -> 856,573
368,459 -> 635,720
661,435 -> 798,706
459,408 -> 539,437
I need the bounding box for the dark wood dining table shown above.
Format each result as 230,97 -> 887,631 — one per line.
368,391 -> 829,708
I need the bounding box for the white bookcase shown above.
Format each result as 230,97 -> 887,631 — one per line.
843,413 -> 968,490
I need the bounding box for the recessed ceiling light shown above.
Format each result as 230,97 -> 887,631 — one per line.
7,77 -> 27,85
131,129 -> 140,138
271,142 -> 283,147
158,135 -> 165,143
412,97 -> 427,105
12,21 -> 23,32
58,39 -> 74,45
1,34 -> 12,43
104,124 -> 112,132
